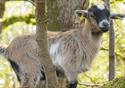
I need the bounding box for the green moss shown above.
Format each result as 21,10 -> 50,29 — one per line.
100,77 -> 125,88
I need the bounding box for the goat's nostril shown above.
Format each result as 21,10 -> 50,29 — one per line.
102,22 -> 109,27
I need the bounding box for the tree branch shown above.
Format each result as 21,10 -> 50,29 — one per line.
2,14 -> 35,28
79,83 -> 103,87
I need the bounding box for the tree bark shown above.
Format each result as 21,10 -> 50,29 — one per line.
35,0 -> 58,88
0,0 -> 5,33
46,0 -> 89,31
109,20 -> 115,81
104,0 -> 115,81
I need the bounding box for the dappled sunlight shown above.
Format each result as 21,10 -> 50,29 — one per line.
0,56 -> 19,88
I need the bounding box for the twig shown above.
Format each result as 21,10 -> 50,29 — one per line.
79,83 -> 103,87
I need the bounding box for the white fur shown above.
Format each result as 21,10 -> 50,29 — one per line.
49,42 -> 61,66
97,5 -> 105,10
99,19 -> 110,28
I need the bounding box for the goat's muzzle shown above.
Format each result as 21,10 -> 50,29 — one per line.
99,20 -> 110,32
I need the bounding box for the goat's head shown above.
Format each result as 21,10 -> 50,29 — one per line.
75,4 -> 111,33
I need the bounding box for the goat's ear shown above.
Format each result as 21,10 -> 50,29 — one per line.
75,10 -> 88,18
110,12 -> 125,19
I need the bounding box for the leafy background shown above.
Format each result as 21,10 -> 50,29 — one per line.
0,0 -> 125,88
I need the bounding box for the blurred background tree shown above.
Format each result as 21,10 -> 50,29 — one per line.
0,0 -> 125,88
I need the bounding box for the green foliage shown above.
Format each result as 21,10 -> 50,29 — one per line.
2,14 -> 35,30
0,56 -> 19,88
100,77 -> 125,88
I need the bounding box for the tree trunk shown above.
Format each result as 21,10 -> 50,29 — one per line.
46,0 -> 89,31
109,21 -> 115,81
0,0 -> 5,33
104,0 -> 115,81
35,0 -> 58,88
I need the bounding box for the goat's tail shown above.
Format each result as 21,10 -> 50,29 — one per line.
0,46 -> 8,58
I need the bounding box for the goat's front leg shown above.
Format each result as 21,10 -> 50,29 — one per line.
67,81 -> 78,88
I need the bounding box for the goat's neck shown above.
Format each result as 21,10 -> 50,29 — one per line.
81,19 -> 102,44
83,19 -> 102,60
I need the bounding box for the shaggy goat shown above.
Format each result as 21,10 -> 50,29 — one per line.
0,4 -> 112,88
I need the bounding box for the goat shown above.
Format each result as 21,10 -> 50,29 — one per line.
0,4 -> 114,88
